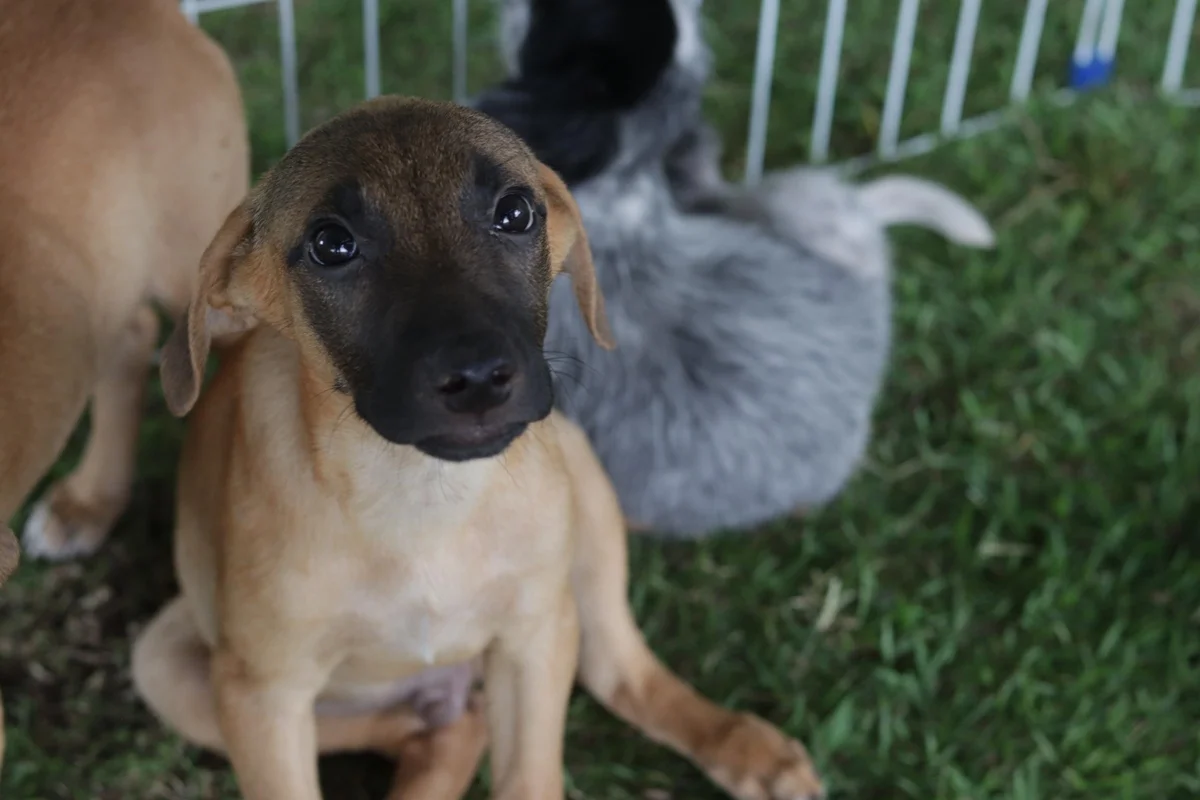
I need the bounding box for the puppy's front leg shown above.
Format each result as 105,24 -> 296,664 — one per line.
484,588 -> 579,800
555,416 -> 824,800
213,649 -> 325,800
23,304 -> 160,560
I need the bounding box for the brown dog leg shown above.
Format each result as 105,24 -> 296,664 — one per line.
482,592 -> 579,800
556,418 -> 825,800
132,597 -> 485,786
0,266 -> 97,531
24,305 -> 159,560
385,694 -> 488,800
0,265 -> 99,777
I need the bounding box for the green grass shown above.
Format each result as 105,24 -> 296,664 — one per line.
3,1 -> 1200,798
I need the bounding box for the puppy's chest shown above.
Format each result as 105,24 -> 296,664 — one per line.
330,532 -> 565,679
346,559 -> 511,663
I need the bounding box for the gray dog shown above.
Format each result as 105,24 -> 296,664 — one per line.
476,0 -> 994,536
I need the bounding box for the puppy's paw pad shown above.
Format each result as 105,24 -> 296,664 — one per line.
21,486 -> 122,561
706,714 -> 825,800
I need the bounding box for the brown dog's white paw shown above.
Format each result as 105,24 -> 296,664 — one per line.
21,484 -> 125,561
703,713 -> 825,800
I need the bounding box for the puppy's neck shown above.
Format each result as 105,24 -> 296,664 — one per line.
241,327 -> 500,518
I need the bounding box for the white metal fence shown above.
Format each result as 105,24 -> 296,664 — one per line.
181,0 -> 1199,182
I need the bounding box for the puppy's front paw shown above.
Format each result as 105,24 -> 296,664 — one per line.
702,713 -> 824,800
21,483 -> 126,561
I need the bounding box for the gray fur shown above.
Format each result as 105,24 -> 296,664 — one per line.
491,0 -> 994,537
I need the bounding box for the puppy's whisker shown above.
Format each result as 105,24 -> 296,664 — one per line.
545,354 -> 600,382
542,350 -> 588,366
525,426 -> 552,464
544,350 -> 596,371
548,366 -> 590,397
435,460 -> 452,505
327,398 -> 359,449
497,451 -> 517,489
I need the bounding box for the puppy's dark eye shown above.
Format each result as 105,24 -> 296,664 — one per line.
309,224 -> 358,266
492,193 -> 535,234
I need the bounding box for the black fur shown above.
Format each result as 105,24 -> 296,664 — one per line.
474,0 -> 677,184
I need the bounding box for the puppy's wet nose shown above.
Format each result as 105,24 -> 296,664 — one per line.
436,355 -> 516,414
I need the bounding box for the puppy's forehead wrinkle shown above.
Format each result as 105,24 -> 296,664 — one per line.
315,179 -> 366,219
471,149 -> 536,191
252,97 -> 538,237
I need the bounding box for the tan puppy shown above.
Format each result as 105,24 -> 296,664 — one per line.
0,0 -> 248,774
0,0 -> 248,562
131,97 -> 825,800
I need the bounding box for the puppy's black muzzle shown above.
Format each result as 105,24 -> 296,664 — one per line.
353,320 -> 554,462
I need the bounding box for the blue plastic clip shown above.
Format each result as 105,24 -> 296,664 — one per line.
1069,56 -> 1113,90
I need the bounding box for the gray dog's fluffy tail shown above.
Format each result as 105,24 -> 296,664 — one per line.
733,167 -> 995,282
857,175 -> 996,248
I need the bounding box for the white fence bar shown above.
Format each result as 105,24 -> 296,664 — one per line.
846,87 -> 1073,173
1162,0 -> 1198,92
187,0 -> 1200,170
940,0 -> 982,136
278,0 -> 300,145
1074,0 -> 1106,65
878,0 -> 920,159
189,0 -> 269,12
846,107 -> 1008,173
1010,0 -> 1049,101
453,0 -> 469,103
364,0 -> 381,99
810,0 -> 848,163
743,0 -> 781,185
1097,0 -> 1125,63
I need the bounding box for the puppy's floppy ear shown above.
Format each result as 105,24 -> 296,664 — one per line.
161,203 -> 256,417
538,163 -> 615,350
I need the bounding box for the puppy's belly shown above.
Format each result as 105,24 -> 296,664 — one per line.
318,658 -> 481,728
319,614 -> 491,722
